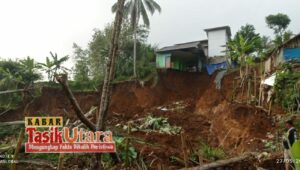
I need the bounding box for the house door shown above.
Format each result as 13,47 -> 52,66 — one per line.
165,56 -> 171,68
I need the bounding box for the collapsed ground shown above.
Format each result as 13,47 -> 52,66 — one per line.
0,70 -> 285,169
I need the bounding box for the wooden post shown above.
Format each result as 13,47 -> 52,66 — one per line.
259,72 -> 265,107
157,163 -> 163,170
268,101 -> 273,116
241,76 -> 245,102
57,119 -> 70,170
198,152 -> 204,167
57,153 -> 65,170
10,129 -> 25,170
10,101 -> 31,170
231,79 -> 236,102
247,77 -> 251,104
181,132 -> 189,168
125,122 -> 131,166
254,70 -> 257,100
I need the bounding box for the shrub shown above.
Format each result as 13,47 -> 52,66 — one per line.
274,63 -> 300,113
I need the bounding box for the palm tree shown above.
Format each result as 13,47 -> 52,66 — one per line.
112,0 -> 161,78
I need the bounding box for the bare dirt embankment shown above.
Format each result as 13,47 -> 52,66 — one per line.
1,70 -> 209,121
1,70 -> 283,169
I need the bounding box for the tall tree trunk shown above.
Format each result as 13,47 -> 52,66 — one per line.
133,3 -> 139,79
133,26 -> 137,78
95,0 -> 125,169
96,0 -> 125,131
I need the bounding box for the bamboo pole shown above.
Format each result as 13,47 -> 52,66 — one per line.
0,89 -> 27,95
0,121 -> 24,127
0,144 -> 25,153
0,87 -> 38,95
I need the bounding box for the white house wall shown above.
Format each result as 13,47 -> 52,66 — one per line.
275,49 -> 284,66
207,29 -> 227,58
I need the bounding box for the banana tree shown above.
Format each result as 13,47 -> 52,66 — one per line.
38,56 -> 55,81
19,56 -> 41,84
50,52 -> 70,75
38,52 -> 69,82
227,33 -> 261,78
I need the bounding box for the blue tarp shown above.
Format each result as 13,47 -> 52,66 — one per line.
284,48 -> 300,61
206,61 -> 227,75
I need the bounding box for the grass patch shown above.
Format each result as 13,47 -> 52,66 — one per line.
200,143 -> 226,161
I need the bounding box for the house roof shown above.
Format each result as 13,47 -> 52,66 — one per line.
266,33 -> 300,63
280,33 -> 300,48
157,40 -> 202,53
204,26 -> 231,37
268,33 -> 300,56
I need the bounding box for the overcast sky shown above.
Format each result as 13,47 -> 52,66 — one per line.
0,0 -> 299,66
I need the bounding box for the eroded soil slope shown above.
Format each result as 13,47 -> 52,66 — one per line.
1,70 -> 281,169
1,71 -> 209,121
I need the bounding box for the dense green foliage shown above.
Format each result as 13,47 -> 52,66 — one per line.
72,21 -> 157,87
0,53 -> 69,110
0,58 -> 41,111
266,13 -> 292,46
72,43 -> 90,83
266,13 -> 291,35
233,24 -> 263,53
274,63 -> 300,113
227,24 -> 266,65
